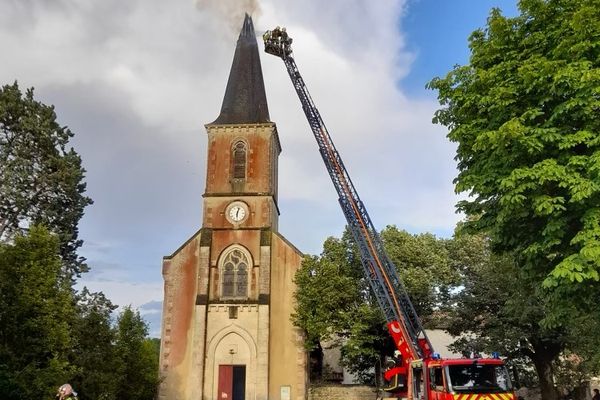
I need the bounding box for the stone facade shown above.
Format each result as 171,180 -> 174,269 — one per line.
159,125 -> 307,400
158,16 -> 306,400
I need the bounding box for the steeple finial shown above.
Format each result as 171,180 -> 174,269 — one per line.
211,14 -> 270,125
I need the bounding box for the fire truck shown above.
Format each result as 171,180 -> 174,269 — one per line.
263,27 -> 517,400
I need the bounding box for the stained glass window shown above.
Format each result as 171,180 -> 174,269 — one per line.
221,248 -> 250,298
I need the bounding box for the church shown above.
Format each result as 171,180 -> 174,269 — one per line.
158,15 -> 307,400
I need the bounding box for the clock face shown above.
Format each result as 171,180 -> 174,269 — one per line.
228,205 -> 246,222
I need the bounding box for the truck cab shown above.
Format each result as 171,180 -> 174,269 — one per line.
409,358 -> 515,400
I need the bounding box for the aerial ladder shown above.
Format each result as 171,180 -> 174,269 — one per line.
263,27 -> 516,400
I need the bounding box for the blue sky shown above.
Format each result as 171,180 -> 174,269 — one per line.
402,0 -> 518,95
0,0 -> 519,335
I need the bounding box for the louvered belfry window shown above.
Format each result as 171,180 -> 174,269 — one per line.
221,248 -> 249,299
232,141 -> 247,180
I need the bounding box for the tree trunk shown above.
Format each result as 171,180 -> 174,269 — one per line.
532,358 -> 558,400
374,355 -> 382,388
309,343 -> 324,382
529,339 -> 561,400
571,382 -> 591,400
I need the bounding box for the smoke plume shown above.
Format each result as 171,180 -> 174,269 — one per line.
195,0 -> 262,35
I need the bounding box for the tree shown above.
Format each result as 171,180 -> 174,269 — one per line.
428,3 -> 600,397
552,307 -> 600,399
427,0 -> 600,291
113,307 -> 159,400
293,233 -> 379,382
293,234 -> 364,347
0,82 -> 161,399
0,82 -> 93,277
446,229 -> 600,400
380,226 -> 457,323
293,227 -> 456,382
70,289 -> 119,400
447,231 -> 565,400
0,226 -> 77,400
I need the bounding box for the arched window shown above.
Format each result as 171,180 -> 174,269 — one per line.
232,141 -> 246,180
220,247 -> 250,299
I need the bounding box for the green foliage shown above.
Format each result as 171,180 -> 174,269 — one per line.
293,235 -> 366,350
447,231 -> 563,388
0,226 -> 77,400
148,338 -> 161,361
339,303 -> 390,384
447,229 -> 600,399
380,226 -> 457,323
293,227 -> 455,382
428,3 -> 600,397
0,82 -> 93,277
114,307 -> 160,400
293,232 -> 388,383
0,82 -> 159,399
71,289 -> 119,400
428,0 -> 600,290
553,304 -> 600,391
69,301 -> 160,400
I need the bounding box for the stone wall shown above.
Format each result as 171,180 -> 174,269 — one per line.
308,385 -> 377,400
268,232 -> 306,400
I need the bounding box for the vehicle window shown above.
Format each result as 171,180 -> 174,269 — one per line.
413,368 -> 424,400
430,367 -> 444,390
446,364 -> 513,393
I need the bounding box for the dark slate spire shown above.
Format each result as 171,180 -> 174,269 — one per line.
211,14 -> 270,125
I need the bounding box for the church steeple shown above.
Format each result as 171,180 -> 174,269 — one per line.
159,14 -> 307,400
211,14 -> 270,125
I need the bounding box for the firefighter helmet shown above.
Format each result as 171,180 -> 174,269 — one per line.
57,383 -> 77,399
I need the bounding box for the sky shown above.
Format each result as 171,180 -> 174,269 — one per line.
0,0 -> 518,336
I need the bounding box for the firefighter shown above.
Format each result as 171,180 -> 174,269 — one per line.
393,350 -> 402,365
57,383 -> 78,400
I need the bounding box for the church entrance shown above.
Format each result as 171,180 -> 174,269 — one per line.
218,365 -> 246,400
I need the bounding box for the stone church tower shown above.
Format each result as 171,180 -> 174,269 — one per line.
158,15 -> 307,400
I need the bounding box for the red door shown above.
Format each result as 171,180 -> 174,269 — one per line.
218,365 -> 233,400
218,365 -> 246,400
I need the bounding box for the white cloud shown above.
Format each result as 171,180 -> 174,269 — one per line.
0,0 -> 461,333
80,279 -> 163,310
